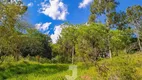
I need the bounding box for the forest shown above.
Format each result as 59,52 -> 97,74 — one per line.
0,0 -> 142,80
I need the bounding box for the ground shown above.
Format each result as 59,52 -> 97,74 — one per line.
0,53 -> 142,80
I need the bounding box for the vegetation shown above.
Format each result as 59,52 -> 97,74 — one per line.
0,0 -> 142,80
0,53 -> 141,80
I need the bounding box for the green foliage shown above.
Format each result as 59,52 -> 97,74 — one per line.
96,53 -> 142,80
0,2 -> 52,61
0,1 -> 28,61
0,53 -> 141,80
109,29 -> 132,54
126,5 -> 142,51
0,0 -> 142,79
75,24 -> 107,62
54,23 -> 132,63
0,60 -> 69,80
89,0 -> 119,23
20,29 -> 52,59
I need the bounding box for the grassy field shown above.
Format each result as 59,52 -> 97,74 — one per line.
0,53 -> 142,80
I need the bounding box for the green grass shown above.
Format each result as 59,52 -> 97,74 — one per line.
0,53 -> 142,80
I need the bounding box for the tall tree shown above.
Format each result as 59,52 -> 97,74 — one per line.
0,1 -> 27,60
76,23 -> 107,62
59,25 -> 78,64
89,0 -> 119,58
126,5 -> 142,51
107,11 -> 128,30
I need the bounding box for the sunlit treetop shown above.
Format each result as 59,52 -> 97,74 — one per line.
0,0 -> 22,4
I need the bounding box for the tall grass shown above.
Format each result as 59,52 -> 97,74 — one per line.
0,53 -> 141,80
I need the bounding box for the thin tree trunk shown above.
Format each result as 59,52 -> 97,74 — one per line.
106,27 -> 112,58
135,21 -> 142,51
106,38 -> 112,58
108,48 -> 112,58
137,31 -> 142,51
106,18 -> 112,58
108,33 -> 112,58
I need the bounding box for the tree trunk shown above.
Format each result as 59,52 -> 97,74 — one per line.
108,48 -> 112,58
135,21 -> 142,51
106,28 -> 112,58
137,31 -> 142,51
106,17 -> 112,58
106,42 -> 112,58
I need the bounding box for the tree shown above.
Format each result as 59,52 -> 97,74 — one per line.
76,23 -> 107,62
0,1 -> 28,60
57,25 -> 78,64
89,0 -> 119,58
0,2 -> 27,28
20,29 -> 52,59
126,5 -> 142,51
109,29 -> 132,55
107,11 -> 129,30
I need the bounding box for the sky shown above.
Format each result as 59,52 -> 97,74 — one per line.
22,0 -> 142,43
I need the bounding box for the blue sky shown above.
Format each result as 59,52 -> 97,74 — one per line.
23,0 -> 91,24
22,0 -> 142,43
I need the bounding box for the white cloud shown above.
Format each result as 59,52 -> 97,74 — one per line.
39,0 -> 68,20
51,24 -> 68,43
35,22 -> 52,31
51,25 -> 62,43
28,2 -> 34,7
79,0 -> 93,8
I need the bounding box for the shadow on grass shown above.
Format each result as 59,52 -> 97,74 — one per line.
0,61 -> 69,79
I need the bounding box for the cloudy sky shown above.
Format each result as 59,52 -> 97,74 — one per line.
23,0 -> 142,43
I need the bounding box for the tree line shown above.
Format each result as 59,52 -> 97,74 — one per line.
52,0 -> 142,63
0,0 -> 142,64
0,2 -> 52,63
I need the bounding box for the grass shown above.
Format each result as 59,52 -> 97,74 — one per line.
0,53 -> 142,80
0,61 -> 70,80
